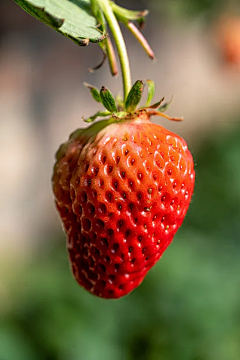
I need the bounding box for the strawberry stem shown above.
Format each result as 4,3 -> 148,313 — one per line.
96,0 -> 132,102
125,22 -> 155,60
105,36 -> 118,76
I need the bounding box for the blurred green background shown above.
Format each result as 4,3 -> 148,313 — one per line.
1,1 -> 240,359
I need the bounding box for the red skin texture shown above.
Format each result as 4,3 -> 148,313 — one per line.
52,113 -> 195,299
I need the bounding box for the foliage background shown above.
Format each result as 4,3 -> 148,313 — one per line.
1,0 -> 240,359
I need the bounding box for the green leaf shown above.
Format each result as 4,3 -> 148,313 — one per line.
84,110 -> 111,123
125,80 -> 144,112
159,96 -> 174,112
84,82 -> 101,102
13,0 -> 105,45
100,87 -> 118,113
145,80 -> 155,107
142,97 -> 165,110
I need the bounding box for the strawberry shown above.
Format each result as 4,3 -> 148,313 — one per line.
216,15 -> 240,67
52,81 -> 195,299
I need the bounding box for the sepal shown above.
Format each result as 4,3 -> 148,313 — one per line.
145,80 -> 155,107
84,82 -> 101,102
100,87 -> 118,112
84,110 -> 111,123
158,96 -> 174,112
125,80 -> 144,112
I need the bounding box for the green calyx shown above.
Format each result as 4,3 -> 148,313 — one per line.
83,80 -> 183,123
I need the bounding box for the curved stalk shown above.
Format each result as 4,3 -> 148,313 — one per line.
97,0 -> 132,102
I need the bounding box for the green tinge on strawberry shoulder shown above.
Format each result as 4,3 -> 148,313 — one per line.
52,111 -> 195,299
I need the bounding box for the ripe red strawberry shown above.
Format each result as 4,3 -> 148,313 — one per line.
52,110 -> 195,299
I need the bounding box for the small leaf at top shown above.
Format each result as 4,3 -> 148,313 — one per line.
100,87 -> 118,113
125,80 -> 144,113
13,0 -> 105,45
84,82 -> 101,102
145,80 -> 155,107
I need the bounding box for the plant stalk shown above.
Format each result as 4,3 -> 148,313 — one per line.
97,0 -> 132,101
